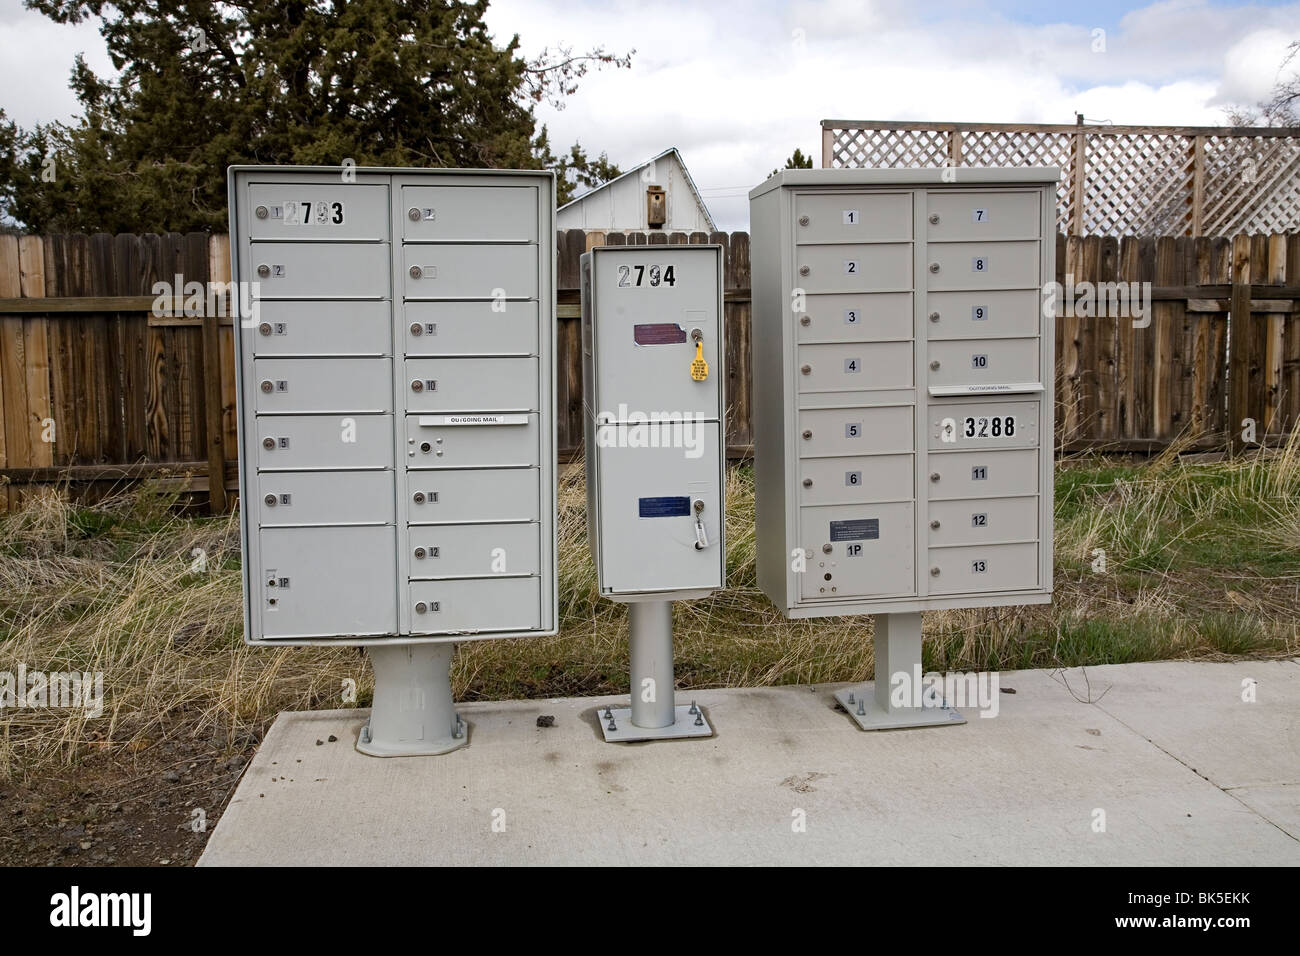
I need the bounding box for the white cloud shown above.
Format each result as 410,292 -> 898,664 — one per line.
0,0 -> 114,128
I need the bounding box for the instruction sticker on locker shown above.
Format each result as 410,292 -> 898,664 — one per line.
829,518 -> 880,541
638,496 -> 692,518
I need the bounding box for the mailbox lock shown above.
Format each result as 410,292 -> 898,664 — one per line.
930,472 -> 941,482
410,323 -> 423,336
802,430 -> 812,440
802,478 -> 813,488
930,520 -> 941,529
690,327 -> 704,343
258,322 -> 273,336
267,578 -> 276,587
414,602 -> 428,614
407,207 -> 421,222
262,437 -> 275,450
928,262 -> 940,273
409,265 -> 423,279
413,492 -> 426,504
929,311 -> 940,323
800,316 -> 811,327
798,215 -> 810,226
254,205 -> 269,219
929,360 -> 941,371
801,364 -> 811,375
256,264 -> 270,278
411,379 -> 424,392
264,494 -> 277,507
414,547 -> 427,559
799,265 -> 811,277
929,213 -> 940,225
822,544 -> 833,554
260,380 -> 274,393
693,499 -> 705,514
930,566 -> 941,576
420,442 -> 432,453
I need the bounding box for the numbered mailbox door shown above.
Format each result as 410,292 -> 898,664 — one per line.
592,424 -> 723,594
246,183 -> 389,241
929,402 -> 1039,450
590,248 -> 722,421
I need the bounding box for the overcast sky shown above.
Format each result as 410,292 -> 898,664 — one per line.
3,0 -> 1298,229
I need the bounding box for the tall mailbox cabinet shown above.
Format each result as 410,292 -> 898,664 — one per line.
749,168 -> 1057,729
228,166 -> 556,755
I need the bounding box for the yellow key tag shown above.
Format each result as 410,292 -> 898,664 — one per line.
690,341 -> 709,381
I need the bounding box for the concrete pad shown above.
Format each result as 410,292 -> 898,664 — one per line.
1230,785 -> 1300,840
200,659 -> 1300,866
1049,659 -> 1300,789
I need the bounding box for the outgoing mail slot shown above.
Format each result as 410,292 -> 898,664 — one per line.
258,525 -> 397,639
927,338 -> 1040,392
257,470 -> 395,526
928,496 -> 1038,547
929,401 -> 1039,450
798,293 -> 912,344
407,522 -> 540,578
404,357 -> 538,412
407,412 -> 539,468
798,405 -> 912,458
927,448 -> 1039,499
794,192 -> 912,244
795,243 -> 912,294
256,414 -> 393,470
926,240 -> 1040,291
799,453 -> 912,506
247,183 -> 389,241
798,341 -> 912,392
925,191 -> 1041,242
799,502 -> 915,600
408,468 -> 540,523
250,242 -> 390,299
928,541 -> 1038,594
247,301 -> 391,357
402,244 -> 538,299
409,576 -> 542,634
253,358 -> 392,413
404,301 -> 539,356
402,185 -> 537,242
925,290 -> 1042,340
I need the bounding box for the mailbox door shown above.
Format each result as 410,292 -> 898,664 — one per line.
928,496 -> 1039,547
409,576 -> 542,634
258,526 -> 397,638
798,453 -> 913,507
796,243 -> 912,294
926,448 -> 1039,499
928,542 -> 1039,593
925,240 -> 1040,292
925,191 -> 1041,242
798,292 -> 913,344
252,358 -> 392,413
797,405 -> 913,458
406,414 -> 540,468
794,192 -> 912,244
247,301 -> 392,357
593,423 -> 723,594
925,290 -> 1042,340
249,242 -> 390,299
256,414 -> 393,470
927,339 -> 1040,391
256,470 -> 395,527
799,502 -> 915,600
401,185 -> 538,242
404,357 -> 539,412
407,468 -> 541,524
928,401 -> 1040,451
407,522 -> 540,578
246,184 -> 389,241
797,342 -> 912,393
403,301 -> 540,356
402,244 -> 539,299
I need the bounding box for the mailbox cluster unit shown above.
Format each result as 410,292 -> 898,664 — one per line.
229,167 -> 556,643
229,166 -> 556,754
750,168 -> 1056,617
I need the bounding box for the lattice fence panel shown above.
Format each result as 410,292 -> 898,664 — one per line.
959,129 -> 1075,231
825,122 -> 1300,236
1202,136 -> 1300,234
1082,133 -> 1193,235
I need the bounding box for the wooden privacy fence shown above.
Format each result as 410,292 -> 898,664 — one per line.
822,119 -> 1300,237
0,229 -> 1298,512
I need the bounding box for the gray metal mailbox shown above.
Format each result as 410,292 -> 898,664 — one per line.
581,244 -> 726,742
749,168 -> 1057,731
229,165 -> 557,757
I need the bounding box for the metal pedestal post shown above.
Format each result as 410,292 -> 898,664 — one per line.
599,600 -> 713,742
833,612 -> 966,730
357,643 -> 468,757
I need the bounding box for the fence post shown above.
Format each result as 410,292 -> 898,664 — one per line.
821,125 -> 834,168
204,235 -> 228,514
1229,234 -> 1252,456
949,130 -> 963,168
1191,135 -> 1206,237
1070,117 -> 1087,236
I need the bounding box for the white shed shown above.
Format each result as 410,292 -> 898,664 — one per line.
557,147 -> 717,233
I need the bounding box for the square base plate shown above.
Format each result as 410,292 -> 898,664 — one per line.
833,686 -> 966,731
598,705 -> 713,742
